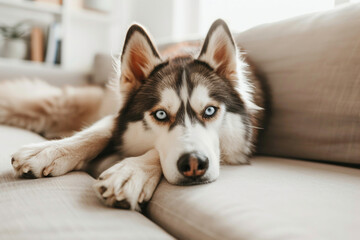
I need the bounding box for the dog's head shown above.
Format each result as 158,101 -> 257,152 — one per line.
118,19 -> 255,185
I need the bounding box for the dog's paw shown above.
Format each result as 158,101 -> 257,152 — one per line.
11,141 -> 81,178
93,157 -> 162,211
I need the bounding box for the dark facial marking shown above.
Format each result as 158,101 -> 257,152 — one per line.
174,68 -> 183,96
142,119 -> 150,131
169,102 -> 185,130
186,101 -> 203,125
169,57 -> 193,96
148,61 -> 169,79
170,64 -> 204,128
184,67 -> 194,97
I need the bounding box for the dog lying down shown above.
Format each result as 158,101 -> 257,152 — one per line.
1,19 -> 265,211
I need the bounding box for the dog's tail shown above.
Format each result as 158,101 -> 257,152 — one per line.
0,79 -> 105,139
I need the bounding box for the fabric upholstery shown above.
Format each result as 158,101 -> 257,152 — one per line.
0,126 -> 173,240
147,156 -> 360,240
235,3 -> 360,164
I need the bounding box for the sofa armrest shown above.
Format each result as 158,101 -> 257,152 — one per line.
0,60 -> 90,86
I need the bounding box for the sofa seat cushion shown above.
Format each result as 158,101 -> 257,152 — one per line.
236,3 -> 360,164
147,156 -> 360,240
0,125 -> 173,240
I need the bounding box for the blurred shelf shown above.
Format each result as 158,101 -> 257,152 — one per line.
0,0 -> 62,15
0,57 -> 61,70
0,0 -> 111,23
0,0 -> 114,72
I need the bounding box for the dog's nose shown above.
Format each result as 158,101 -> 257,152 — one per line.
177,152 -> 209,178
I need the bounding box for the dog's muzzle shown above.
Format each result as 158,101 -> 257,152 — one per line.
177,152 -> 209,180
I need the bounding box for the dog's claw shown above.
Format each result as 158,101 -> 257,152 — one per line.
114,199 -> 131,209
43,163 -> 54,177
102,188 -> 114,198
138,192 -> 145,203
99,186 -> 107,195
21,170 -> 36,179
22,165 -> 30,173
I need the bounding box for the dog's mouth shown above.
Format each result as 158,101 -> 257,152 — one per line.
174,177 -> 215,186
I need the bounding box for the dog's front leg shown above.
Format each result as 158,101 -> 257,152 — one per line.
93,149 -> 162,211
11,115 -> 116,178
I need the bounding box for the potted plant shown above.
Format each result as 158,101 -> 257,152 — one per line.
0,22 -> 28,60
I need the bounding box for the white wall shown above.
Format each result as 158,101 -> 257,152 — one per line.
198,0 -> 334,34
111,0 -> 180,52
110,0 -> 336,54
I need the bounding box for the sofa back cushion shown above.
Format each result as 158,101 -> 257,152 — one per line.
236,3 -> 360,164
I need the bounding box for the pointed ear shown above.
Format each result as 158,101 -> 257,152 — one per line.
198,19 -> 238,81
120,24 -> 162,93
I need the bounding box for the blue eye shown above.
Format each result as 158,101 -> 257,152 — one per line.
154,110 -> 168,121
203,106 -> 217,118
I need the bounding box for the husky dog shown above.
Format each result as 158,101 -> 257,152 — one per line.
2,19 -> 265,211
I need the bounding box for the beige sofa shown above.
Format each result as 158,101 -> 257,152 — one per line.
1,3 -> 360,240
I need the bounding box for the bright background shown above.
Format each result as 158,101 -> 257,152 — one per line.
0,0 -> 357,72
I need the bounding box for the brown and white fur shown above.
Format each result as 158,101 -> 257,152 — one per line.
1,19 -> 265,211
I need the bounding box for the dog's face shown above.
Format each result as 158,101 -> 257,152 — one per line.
118,20 -> 252,185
